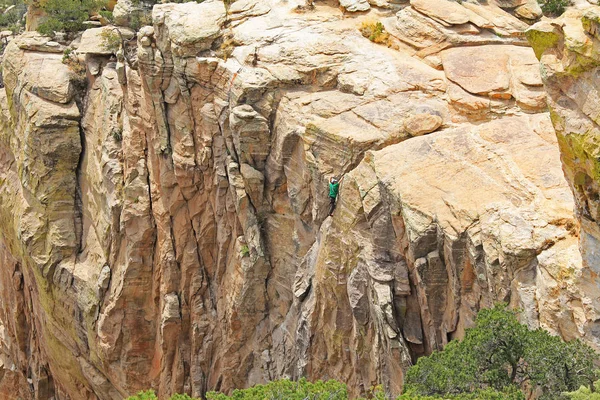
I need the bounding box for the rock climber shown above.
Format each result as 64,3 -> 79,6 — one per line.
328,175 -> 343,216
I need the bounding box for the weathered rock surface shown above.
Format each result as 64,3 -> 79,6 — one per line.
77,26 -> 135,55
528,6 -> 600,346
0,0 -> 594,399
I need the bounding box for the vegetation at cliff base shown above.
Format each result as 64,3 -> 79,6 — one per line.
126,390 -> 197,400
399,386 -> 525,399
126,306 -> 598,400
401,304 -> 599,400
125,380 -> 354,400
537,0 -> 569,16
207,378 -> 350,399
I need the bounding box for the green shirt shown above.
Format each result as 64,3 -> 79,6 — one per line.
329,182 -> 340,198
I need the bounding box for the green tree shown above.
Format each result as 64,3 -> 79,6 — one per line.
399,386 -> 525,399
522,331 -> 598,397
206,378 -> 348,400
462,303 -> 530,389
401,340 -> 476,395
402,304 -> 599,399
36,0 -> 107,36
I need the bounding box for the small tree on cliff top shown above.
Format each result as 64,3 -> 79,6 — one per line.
36,0 -> 108,36
402,304 -> 599,400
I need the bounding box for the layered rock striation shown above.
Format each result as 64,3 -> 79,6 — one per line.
0,0 -> 594,399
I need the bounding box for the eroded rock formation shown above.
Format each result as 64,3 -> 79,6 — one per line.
528,4 -> 600,350
0,0 -> 595,398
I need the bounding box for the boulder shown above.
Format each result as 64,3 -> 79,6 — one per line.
410,0 -> 470,25
77,26 -> 134,55
152,0 -> 226,57
3,43 -> 76,103
515,1 -> 543,20
12,32 -> 63,53
112,0 -> 134,27
442,46 -> 510,95
404,113 -> 443,136
340,0 -> 370,11
441,44 -> 544,108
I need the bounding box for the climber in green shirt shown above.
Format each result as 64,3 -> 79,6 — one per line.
328,175 -> 343,216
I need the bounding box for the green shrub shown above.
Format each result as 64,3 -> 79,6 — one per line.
111,128 -> 122,142
126,390 -> 200,400
564,383 -> 600,399
0,0 -> 26,35
100,28 -> 120,53
61,47 -> 86,75
0,0 -> 25,33
126,390 -> 158,400
537,0 -> 569,16
359,21 -> 391,46
98,9 -> 112,22
399,386 -> 525,399
36,0 -> 108,35
402,304 -> 599,400
206,378 -> 348,400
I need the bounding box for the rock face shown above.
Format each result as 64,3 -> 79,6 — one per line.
0,0 -> 595,399
528,6 -> 600,347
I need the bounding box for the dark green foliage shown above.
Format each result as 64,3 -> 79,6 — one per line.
524,330 -> 598,398
206,378 -> 348,400
399,386 -> 525,400
537,0 -> 569,16
0,0 -> 26,34
403,304 -> 599,400
126,380 -> 378,400
111,128 -> 122,142
62,47 -> 72,61
36,0 -> 108,35
98,9 -> 112,22
402,340 -> 477,395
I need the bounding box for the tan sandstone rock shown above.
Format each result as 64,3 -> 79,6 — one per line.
404,113 -> 443,136
0,1 -> 587,399
411,0 -> 471,25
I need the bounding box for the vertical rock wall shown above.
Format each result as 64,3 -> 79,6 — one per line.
0,0 -> 595,399
528,6 -> 600,346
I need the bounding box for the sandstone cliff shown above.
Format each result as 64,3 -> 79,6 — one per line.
528,0 -> 600,357
0,0 -> 594,398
